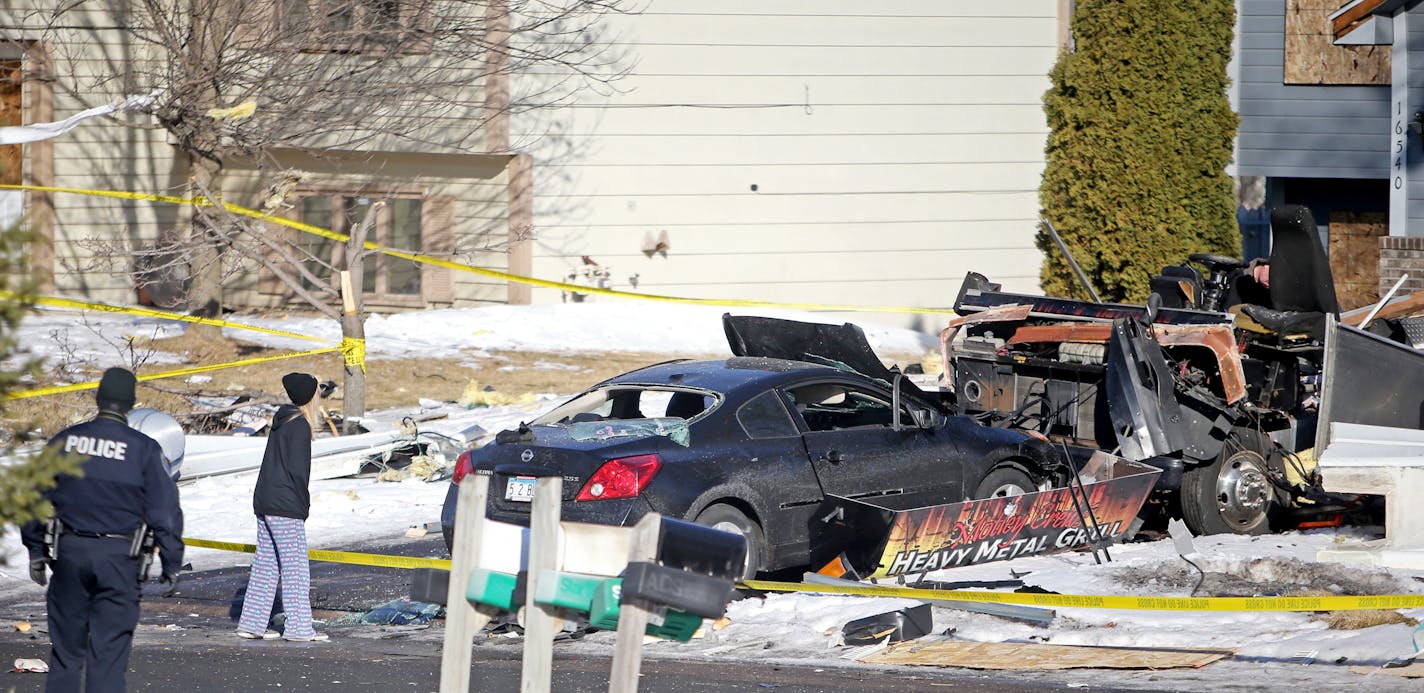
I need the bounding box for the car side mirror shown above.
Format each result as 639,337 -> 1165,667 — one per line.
910,407 -> 938,429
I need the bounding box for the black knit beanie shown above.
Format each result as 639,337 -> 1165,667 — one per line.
282,372 -> 319,406
96,367 -> 137,412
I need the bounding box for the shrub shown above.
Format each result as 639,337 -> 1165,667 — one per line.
1038,0 -> 1241,302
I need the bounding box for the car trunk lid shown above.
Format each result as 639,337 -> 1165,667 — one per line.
475,425 -> 658,515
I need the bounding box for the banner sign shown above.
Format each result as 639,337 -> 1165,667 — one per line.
851,454 -> 1160,578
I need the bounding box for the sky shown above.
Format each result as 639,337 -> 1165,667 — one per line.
2,301 -> 1423,690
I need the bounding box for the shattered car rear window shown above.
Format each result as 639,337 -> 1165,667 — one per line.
533,386 -> 721,427
569,418 -> 692,447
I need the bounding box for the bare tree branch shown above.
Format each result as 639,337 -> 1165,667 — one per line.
1,0 -> 633,426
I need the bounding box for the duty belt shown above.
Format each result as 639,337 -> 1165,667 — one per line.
65,529 -> 134,540
58,523 -> 155,579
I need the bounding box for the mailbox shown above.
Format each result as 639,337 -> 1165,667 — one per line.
618,516 -> 746,620
466,568 -> 526,612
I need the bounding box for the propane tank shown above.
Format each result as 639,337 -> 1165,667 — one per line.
128,408 -> 185,480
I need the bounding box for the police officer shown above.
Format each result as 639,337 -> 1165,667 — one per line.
20,367 -> 184,693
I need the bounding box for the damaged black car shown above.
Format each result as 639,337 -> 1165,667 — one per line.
441,315 -> 1071,578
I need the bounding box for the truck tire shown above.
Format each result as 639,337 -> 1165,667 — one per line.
1181,428 -> 1278,535
694,504 -> 764,580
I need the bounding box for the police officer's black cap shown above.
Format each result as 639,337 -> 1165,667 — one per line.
282,372 -> 319,406
96,367 -> 137,410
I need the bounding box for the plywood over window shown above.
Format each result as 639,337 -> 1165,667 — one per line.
1329,211 -> 1387,310
0,60 -> 19,186
1286,0 -> 1390,85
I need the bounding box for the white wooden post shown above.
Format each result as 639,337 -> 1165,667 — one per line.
520,476 -> 563,693
608,513 -> 662,693
439,475 -> 493,693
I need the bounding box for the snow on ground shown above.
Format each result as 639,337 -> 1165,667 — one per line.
1,301 -> 935,583
8,310 -> 189,373
4,302 -> 1424,689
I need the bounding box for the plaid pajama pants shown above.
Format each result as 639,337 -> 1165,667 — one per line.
237,515 -> 316,638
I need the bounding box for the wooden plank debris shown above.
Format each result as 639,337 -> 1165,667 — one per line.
1351,662 -> 1424,678
802,573 -> 1056,627
861,640 -> 1233,671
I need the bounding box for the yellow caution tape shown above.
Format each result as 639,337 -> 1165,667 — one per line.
0,184 -> 955,316
183,537 -> 451,571
206,101 -> 257,121
178,536 -> 1424,613
341,337 -> 366,373
5,180 -> 947,398
7,346 -> 340,400
3,291 -> 327,342
741,579 -> 1424,612
2,282 -> 353,399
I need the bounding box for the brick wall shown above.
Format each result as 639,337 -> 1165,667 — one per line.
1380,237 -> 1424,295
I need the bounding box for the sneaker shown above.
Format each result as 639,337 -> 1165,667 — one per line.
283,632 -> 329,642
236,629 -> 280,640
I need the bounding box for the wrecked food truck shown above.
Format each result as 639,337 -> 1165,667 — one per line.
941,205 -> 1424,536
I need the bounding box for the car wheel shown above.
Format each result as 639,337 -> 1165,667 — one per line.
694,504 -> 764,581
1181,428 -> 1278,535
974,467 -> 1035,499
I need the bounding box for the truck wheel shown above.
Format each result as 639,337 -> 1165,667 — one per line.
974,467 -> 1036,499
1181,429 -> 1277,535
694,504 -> 765,580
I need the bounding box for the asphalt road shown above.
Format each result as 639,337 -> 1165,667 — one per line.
0,639 -> 1134,693
0,533 -> 1163,693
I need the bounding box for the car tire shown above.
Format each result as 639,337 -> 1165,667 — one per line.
694,504 -> 764,581
974,466 -> 1035,499
1181,428 -> 1278,535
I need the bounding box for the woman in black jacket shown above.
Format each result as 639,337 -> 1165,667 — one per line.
236,373 -> 328,641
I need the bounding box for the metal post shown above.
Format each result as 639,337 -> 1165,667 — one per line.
1041,218 -> 1102,303
439,475 -> 492,693
520,476 -> 563,693
1362,273 -> 1409,328
608,514 -> 662,693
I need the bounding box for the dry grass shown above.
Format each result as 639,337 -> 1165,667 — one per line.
3,318 -> 936,438
1315,609 -> 1416,630
1,326 -> 720,436
1287,587 -> 1419,630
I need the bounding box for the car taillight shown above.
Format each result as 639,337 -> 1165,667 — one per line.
451,450 -> 475,485
575,454 -> 661,501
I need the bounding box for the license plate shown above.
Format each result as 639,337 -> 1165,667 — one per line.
504,476 -> 536,502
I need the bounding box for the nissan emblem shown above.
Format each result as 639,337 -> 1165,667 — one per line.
520,449 -> 534,463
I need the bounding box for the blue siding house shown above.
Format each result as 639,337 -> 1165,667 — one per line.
1232,0 -> 1424,305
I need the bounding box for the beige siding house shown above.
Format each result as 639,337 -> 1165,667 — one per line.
0,1 -> 522,313
514,1 -> 1063,328
2,1 -> 1063,324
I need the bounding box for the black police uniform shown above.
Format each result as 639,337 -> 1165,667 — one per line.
20,410 -> 184,693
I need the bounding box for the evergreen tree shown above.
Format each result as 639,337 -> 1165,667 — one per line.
0,225 -> 80,538
1039,0 -> 1240,302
